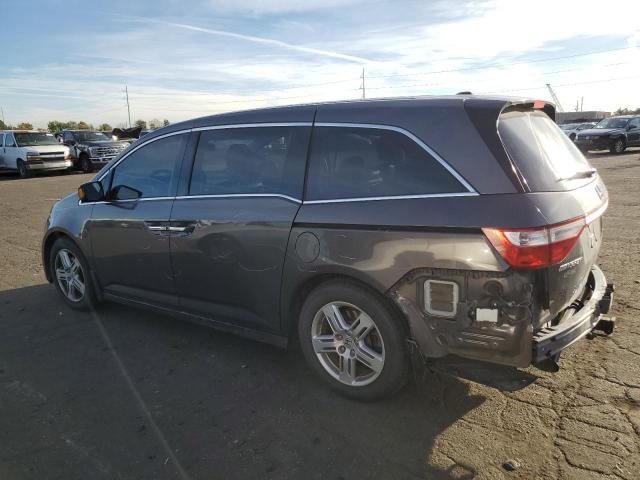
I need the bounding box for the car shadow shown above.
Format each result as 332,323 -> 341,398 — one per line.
0,283 -> 535,480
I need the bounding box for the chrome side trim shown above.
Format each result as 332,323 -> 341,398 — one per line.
175,193 -> 301,204
96,129 -> 191,182
303,192 -> 478,205
314,122 -> 477,194
193,122 -> 312,132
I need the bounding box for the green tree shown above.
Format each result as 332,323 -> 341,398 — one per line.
614,107 -> 633,115
148,118 -> 162,130
17,122 -> 33,130
64,121 -> 78,130
48,120 -> 65,132
0,119 -> 7,130
163,119 -> 170,127
77,121 -> 92,130
135,119 -> 147,130
98,123 -> 112,132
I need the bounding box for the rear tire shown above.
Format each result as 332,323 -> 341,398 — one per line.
610,138 -> 626,154
298,281 -> 409,401
17,160 -> 30,178
49,237 -> 98,311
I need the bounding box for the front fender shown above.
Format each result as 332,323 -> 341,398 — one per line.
42,196 -> 94,281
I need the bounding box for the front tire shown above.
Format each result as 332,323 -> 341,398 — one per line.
610,138 -> 626,154
17,160 -> 30,178
49,237 -> 98,311
80,154 -> 93,173
298,281 -> 409,400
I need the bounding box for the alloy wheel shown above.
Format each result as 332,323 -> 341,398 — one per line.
311,301 -> 385,386
614,139 -> 624,153
54,249 -> 85,302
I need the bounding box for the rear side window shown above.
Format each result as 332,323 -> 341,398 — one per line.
189,126 -> 311,198
306,127 -> 466,201
110,133 -> 186,199
498,110 -> 592,192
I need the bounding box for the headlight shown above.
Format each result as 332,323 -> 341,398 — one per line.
89,146 -> 97,155
26,151 -> 41,160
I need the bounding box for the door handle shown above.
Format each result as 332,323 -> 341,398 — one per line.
144,221 -> 170,235
168,222 -> 196,236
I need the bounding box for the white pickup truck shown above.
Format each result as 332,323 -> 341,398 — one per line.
0,130 -> 72,178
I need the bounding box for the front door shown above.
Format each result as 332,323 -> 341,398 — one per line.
3,133 -> 18,169
170,125 -> 311,333
88,132 -> 188,306
627,118 -> 640,146
0,134 -> 5,167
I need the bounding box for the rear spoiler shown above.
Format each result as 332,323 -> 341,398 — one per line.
463,98 -> 556,193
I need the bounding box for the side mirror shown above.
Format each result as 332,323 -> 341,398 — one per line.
78,181 -> 104,203
628,124 -> 637,130
109,184 -> 142,201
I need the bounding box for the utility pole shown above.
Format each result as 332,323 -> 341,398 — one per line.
580,96 -> 584,112
0,106 -> 5,124
125,85 -> 132,128
360,68 -> 366,100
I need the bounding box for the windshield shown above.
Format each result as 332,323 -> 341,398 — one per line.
560,124 -> 577,130
498,110 -> 593,192
595,118 -> 629,129
14,132 -> 59,146
75,131 -> 111,142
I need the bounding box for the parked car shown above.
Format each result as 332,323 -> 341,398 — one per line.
59,130 -> 129,172
575,115 -> 640,154
559,122 -> 596,141
42,97 -> 614,400
0,130 -> 71,178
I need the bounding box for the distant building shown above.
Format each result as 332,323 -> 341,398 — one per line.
556,111 -> 611,124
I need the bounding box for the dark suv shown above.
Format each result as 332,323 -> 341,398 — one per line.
42,97 -> 614,400
59,130 -> 129,172
575,115 -> 640,154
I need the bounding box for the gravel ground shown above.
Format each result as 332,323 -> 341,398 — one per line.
0,152 -> 638,480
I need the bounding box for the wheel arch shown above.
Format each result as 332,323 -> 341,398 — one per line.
42,229 -> 85,283
282,271 -> 410,345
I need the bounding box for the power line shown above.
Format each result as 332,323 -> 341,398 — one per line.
364,45 -> 636,80
478,74 -> 640,95
364,61 -> 633,91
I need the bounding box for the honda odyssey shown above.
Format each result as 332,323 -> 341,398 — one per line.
42,96 -> 615,400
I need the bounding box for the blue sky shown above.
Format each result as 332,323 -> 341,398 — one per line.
1,0 -> 639,128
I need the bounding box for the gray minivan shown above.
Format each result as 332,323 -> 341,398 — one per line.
42,96 -> 614,400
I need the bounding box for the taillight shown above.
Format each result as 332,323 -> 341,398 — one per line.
482,216 -> 586,269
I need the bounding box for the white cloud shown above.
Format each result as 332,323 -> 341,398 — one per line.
3,0 -> 640,127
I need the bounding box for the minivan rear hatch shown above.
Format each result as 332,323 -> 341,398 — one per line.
496,106 -> 608,321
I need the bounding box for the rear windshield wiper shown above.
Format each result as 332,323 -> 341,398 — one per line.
557,168 -> 597,182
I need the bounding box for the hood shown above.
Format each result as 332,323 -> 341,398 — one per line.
578,128 -> 625,137
28,144 -> 69,154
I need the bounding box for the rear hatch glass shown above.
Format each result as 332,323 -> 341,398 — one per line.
498,110 -> 593,192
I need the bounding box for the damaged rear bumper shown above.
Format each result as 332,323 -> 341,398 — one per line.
532,265 -> 614,365
390,265 -> 613,370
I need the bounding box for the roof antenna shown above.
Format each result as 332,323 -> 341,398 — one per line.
456,91 -> 473,95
